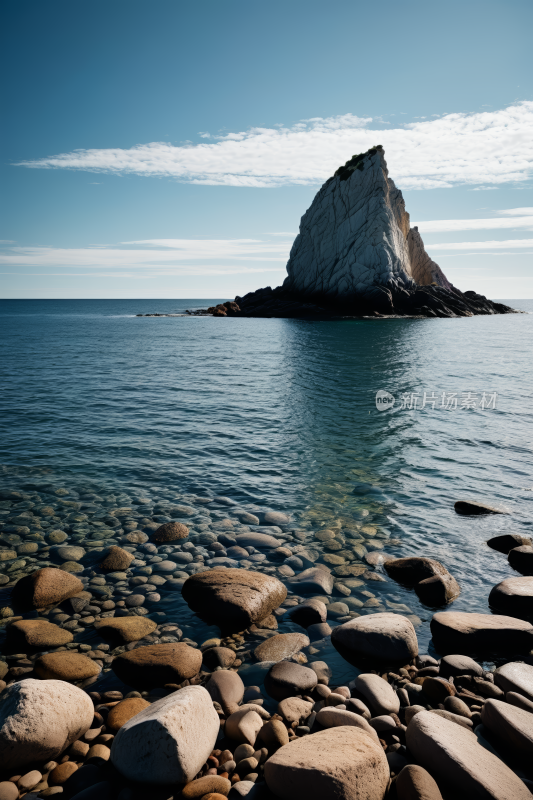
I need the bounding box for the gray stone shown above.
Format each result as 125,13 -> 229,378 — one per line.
439,654 -> 483,679
264,661 -> 317,701
55,545 -> 85,562
235,533 -> 281,549
111,686 -> 219,784
430,612 -> 533,655
355,673 -> 400,716
508,546 -> 533,576
489,576 -> 533,617
454,500 -> 507,515
406,710 -> 530,799
0,678 -> 94,770
494,661 -> 533,701
287,567 -> 334,595
487,534 -> 532,554
286,599 -> 327,628
264,726 -> 389,800
254,632 -> 309,663
331,612 -> 418,663
482,698 -> 533,754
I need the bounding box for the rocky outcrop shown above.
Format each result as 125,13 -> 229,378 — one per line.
186,146 -> 516,319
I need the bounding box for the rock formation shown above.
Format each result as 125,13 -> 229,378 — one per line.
185,146 -> 516,318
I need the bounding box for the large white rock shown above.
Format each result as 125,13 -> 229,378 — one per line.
406,709 -> 531,799
284,146 -> 452,302
0,678 -> 94,770
111,685 -> 220,785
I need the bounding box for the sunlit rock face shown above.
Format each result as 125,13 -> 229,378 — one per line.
284,146 -> 452,301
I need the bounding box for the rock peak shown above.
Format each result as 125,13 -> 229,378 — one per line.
284,145 -> 453,302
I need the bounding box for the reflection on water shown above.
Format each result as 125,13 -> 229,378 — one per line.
1,299 -> 533,682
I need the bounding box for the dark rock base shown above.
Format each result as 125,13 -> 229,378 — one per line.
184,283 -> 518,320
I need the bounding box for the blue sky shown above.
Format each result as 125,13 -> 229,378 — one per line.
1,0 -> 533,299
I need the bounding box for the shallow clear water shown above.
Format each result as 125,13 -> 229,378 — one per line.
1,298 -> 533,686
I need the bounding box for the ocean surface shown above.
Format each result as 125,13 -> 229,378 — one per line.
1,298 -> 533,686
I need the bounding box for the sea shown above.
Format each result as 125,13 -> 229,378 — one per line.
1,298 -> 532,687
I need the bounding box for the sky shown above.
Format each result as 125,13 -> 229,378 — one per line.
1,0 -> 533,299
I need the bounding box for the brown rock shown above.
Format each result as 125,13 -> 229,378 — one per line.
225,708 -> 263,746
264,725 -> 389,800
182,569 -> 287,630
49,762 -> 78,785
9,619 -> 73,648
494,661 -> 533,700
396,764 -> 443,800
202,647 -> 237,670
429,709 -> 473,729
87,744 -> 111,761
93,616 -> 157,644
34,652 -> 100,682
68,740 -> 90,759
277,697 -> 313,725
112,643 -> 201,689
406,710 -> 530,800
12,567 -> 83,609
99,547 -> 134,572
422,677 -> 456,703
430,611 -> 533,655
182,776 -> 231,798
385,557 -> 448,585
107,698 -> 151,731
202,795 -> 228,800
253,632 -> 309,663
443,696 -> 471,718
206,671 -> 245,708
0,782 -> 18,800
415,573 -> 461,606
257,719 -> 289,751
152,522 -> 189,542
286,599 -> 327,628
507,547 -> 533,576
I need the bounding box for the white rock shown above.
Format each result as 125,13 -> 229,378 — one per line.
0,678 -> 94,770
111,685 -> 220,784
406,709 -> 531,799
284,147 -> 452,301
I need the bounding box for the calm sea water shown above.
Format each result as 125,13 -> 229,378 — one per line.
1,298 -> 533,683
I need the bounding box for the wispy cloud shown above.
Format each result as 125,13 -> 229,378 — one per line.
416,215 -> 533,233
0,237 -> 292,273
14,102 -> 533,190
498,207 -> 533,216
430,239 -> 533,250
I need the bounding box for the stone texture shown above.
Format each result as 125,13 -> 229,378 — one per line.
487,534 -> 532,554
489,576 -> 533,617
287,567 -> 334,595
253,632 -> 309,662
454,500 -> 507,515
284,147 -> 452,305
93,616 -> 157,644
9,619 -> 73,648
55,545 -> 85,562
286,599 -> 327,627
415,573 -> 460,606
258,719 -> 289,751
99,546 -> 134,571
12,567 -> 84,609
107,698 -> 151,732
355,673 -> 400,715
331,612 -> 418,663
0,678 -> 94,770
278,697 -> 313,725
430,612 -> 533,655
395,764 -> 443,800
202,646 -> 237,670
0,782 -> 18,800
406,709 -> 530,800
508,546 -> 533,576
264,726 -> 389,800
493,661 -> 533,700
111,643 -> 202,689
264,661 -> 318,701
182,569 -> 286,629
151,521 -> 189,542
385,557 -> 448,585
111,685 -> 219,785
481,698 -> 533,754
49,762 -> 79,785
34,652 -> 100,682
235,533 -> 280,549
